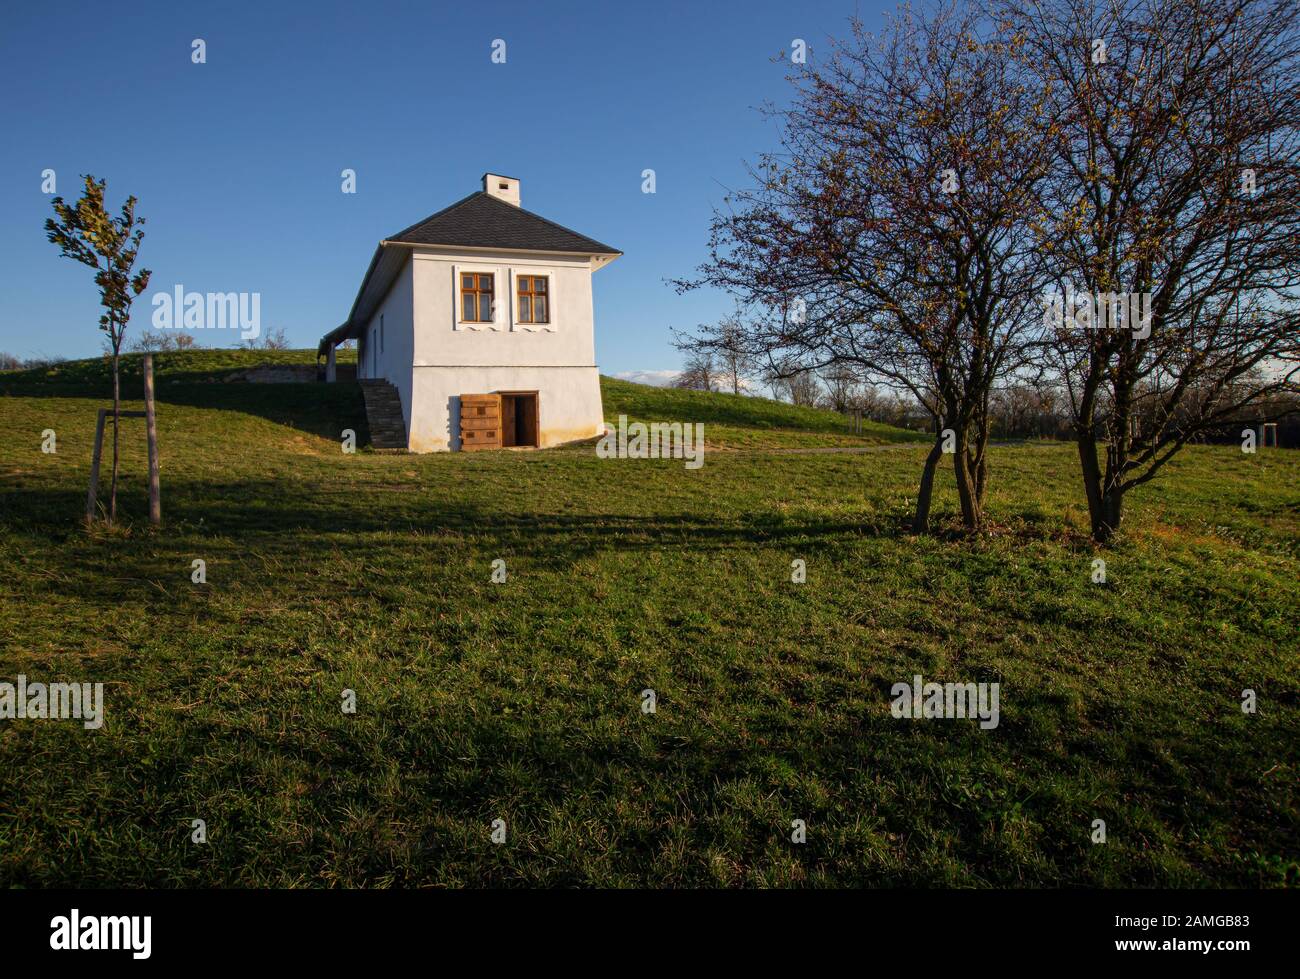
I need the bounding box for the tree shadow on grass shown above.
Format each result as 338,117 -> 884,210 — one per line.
2,468 -> 1092,585
2,480 -> 910,553
2,477 -> 1293,885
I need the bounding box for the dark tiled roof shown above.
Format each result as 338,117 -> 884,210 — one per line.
318,189 -> 621,354
387,192 -> 621,254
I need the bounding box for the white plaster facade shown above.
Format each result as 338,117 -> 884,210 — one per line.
335,174 -> 620,452
358,256 -> 415,434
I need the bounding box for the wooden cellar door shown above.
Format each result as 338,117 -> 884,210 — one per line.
459,394 -> 502,451
499,391 -> 539,448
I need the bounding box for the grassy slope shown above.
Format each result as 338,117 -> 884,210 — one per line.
599,376 -> 925,448
3,349 -> 923,450
1,347 -> 358,389
0,351 -> 1296,887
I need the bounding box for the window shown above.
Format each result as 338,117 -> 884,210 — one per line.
516,274 -> 549,325
379,313 -> 385,353
460,272 -> 495,323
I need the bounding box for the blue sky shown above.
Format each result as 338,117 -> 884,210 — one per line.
0,0 -> 883,379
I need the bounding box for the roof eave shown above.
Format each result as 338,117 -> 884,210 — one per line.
317,321 -> 353,357
383,239 -> 622,260
319,219 -> 624,351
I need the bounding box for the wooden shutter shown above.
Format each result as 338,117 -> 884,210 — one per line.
459,394 -> 501,451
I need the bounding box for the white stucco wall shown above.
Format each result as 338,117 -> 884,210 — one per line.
409,365 -> 604,452
411,249 -> 596,366
402,247 -> 606,452
358,256 -> 415,435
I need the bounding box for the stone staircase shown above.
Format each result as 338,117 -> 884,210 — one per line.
358,379 -> 408,450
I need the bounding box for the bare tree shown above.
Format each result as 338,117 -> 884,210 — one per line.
1005,0 -> 1300,541
767,363 -> 823,406
820,363 -> 867,412
676,2 -> 1050,532
674,351 -> 720,392
130,331 -> 196,353
130,332 -> 165,353
715,314 -> 756,395
676,313 -> 756,394
241,327 -> 290,351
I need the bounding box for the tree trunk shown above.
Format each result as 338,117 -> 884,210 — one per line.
912,431 -> 945,535
1077,433 -> 1123,543
972,411 -> 990,507
109,346 -> 120,524
1096,488 -> 1124,544
952,432 -> 983,531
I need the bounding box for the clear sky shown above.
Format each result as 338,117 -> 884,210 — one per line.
0,0 -> 883,379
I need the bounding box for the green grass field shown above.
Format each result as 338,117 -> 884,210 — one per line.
0,350 -> 1296,887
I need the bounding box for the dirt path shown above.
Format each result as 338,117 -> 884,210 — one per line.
717,440 -> 1060,455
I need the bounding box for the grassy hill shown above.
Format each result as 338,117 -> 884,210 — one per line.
600,375 -> 924,448
0,348 -> 1296,887
0,346 -> 357,389
1,348 -> 926,450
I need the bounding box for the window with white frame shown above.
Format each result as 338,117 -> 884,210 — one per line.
513,269 -> 556,331
455,268 -> 500,330
515,274 -> 549,325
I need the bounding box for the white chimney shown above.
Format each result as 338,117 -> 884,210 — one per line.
483,173 -> 520,207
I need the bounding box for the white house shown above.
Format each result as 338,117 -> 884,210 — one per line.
318,173 -> 621,452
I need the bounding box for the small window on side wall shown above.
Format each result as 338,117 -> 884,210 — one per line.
516,274 -> 550,326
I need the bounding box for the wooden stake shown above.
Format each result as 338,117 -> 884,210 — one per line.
144,353 -> 161,525
86,408 -> 107,523
85,408 -> 148,525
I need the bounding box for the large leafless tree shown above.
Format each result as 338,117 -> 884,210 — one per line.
1005,0 -> 1300,541
676,2 -> 1051,532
